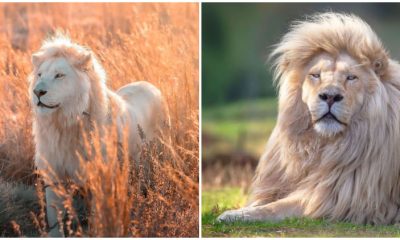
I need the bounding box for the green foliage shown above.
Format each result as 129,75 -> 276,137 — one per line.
202,3 -> 400,107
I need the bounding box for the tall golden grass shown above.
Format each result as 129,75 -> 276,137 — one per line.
0,3 -> 198,237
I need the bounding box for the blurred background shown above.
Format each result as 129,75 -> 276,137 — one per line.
202,3 -> 400,191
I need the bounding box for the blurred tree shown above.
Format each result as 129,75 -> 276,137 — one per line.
202,3 -> 400,107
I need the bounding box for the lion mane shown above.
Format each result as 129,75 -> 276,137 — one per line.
249,13 -> 400,225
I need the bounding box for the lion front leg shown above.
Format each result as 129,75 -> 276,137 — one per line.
217,196 -> 304,223
45,187 -> 65,237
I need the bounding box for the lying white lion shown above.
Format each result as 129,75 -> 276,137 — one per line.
29,35 -> 167,237
218,13 -> 400,225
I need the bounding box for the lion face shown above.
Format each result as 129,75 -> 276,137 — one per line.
30,57 -> 90,116
301,52 -> 374,137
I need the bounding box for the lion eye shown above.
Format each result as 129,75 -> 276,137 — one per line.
346,75 -> 358,81
310,73 -> 320,79
55,73 -> 65,79
38,73 -> 42,77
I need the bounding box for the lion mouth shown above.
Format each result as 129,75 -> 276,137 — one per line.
315,112 -> 347,126
37,101 -> 60,109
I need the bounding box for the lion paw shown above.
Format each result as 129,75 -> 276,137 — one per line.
217,209 -> 252,222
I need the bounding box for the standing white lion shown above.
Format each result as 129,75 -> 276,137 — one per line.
29,35 -> 167,237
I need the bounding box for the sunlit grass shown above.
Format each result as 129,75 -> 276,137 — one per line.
0,2 -> 198,237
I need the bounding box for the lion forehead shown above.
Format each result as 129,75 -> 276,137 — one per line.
307,52 -> 370,77
39,57 -> 73,74
306,53 -> 335,71
336,53 -> 365,70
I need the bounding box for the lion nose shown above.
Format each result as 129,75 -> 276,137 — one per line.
319,93 -> 343,107
34,88 -> 47,98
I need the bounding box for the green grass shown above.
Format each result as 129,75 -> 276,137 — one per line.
202,187 -> 400,237
203,98 -> 277,157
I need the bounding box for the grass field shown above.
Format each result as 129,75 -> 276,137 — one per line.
202,188 -> 400,237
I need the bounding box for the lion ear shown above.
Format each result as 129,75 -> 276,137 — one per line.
74,51 -> 92,70
31,52 -> 43,67
373,59 -> 385,76
372,54 -> 389,79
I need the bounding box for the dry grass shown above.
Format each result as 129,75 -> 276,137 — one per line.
0,3 -> 198,237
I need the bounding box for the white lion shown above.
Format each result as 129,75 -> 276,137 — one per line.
29,35 -> 167,236
218,13 -> 400,226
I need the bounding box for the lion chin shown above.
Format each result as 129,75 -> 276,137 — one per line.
29,34 -> 169,237
218,12 -> 400,226
314,117 -> 345,137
